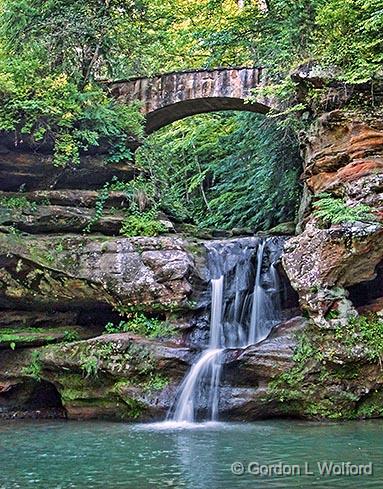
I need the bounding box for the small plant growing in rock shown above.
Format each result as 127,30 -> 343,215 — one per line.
84,176 -> 160,234
63,330 -> 80,342
123,398 -> 145,419
143,373 -> 169,391
104,314 -> 175,339
0,196 -> 37,212
325,309 -> 340,320
126,343 -> 156,375
313,193 -> 376,226
22,351 -> 42,381
83,184 -> 110,233
79,354 -> 99,378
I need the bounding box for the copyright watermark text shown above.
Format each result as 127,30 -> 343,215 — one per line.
231,461 -> 373,477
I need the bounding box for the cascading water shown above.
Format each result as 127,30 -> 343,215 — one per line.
168,237 -> 284,424
171,275 -> 225,422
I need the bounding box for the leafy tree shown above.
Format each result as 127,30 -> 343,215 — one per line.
137,112 -> 302,230
315,0 -> 383,82
1,0 -> 155,83
0,0 -> 381,229
189,0 -> 383,82
205,113 -> 302,230
0,0 -> 146,166
136,113 -> 238,223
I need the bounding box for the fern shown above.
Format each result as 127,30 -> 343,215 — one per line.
313,194 -> 377,225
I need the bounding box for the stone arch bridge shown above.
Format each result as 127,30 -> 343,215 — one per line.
109,67 -> 270,133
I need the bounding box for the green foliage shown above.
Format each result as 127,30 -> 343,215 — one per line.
0,0 -> 200,80
0,0 -> 145,168
269,332 -> 322,402
126,343 -> 156,375
313,193 -> 377,225
110,176 -> 157,211
120,209 -> 166,237
325,309 -> 340,320
21,350 -> 42,381
0,0 -> 381,238
104,314 -> 176,339
0,67 -> 144,167
204,113 -> 302,230
335,314 -> 383,362
356,390 -> 383,418
293,333 -> 323,363
104,321 -> 126,334
191,0 -> 383,84
270,314 -> 383,419
83,184 -> 111,233
196,0 -> 318,76
63,330 -> 80,342
315,0 -> 383,83
79,354 -> 99,378
0,195 -> 37,212
137,112 -> 236,224
138,112 -> 302,231
78,342 -> 122,377
0,327 -> 58,347
122,398 -> 145,419
143,373 -> 169,392
84,176 -> 164,236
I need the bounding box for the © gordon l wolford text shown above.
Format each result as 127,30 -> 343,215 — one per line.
230,461 -> 374,477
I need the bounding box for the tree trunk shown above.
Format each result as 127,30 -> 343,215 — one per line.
258,0 -> 269,12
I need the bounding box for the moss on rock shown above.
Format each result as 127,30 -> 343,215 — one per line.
267,314 -> 383,420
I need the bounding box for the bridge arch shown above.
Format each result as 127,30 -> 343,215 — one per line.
109,67 -> 270,133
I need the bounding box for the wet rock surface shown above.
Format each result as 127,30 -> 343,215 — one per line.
224,317 -> 306,386
0,233 -> 200,312
0,333 -> 195,420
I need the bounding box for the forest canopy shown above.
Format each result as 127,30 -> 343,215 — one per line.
0,0 -> 381,230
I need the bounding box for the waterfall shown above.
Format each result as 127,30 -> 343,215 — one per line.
171,277 -> 225,422
171,349 -> 223,422
248,240 -> 281,345
210,277 -> 224,349
168,237 -> 284,423
248,240 -> 266,344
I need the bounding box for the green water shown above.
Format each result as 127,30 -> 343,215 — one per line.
1,419 -> 382,488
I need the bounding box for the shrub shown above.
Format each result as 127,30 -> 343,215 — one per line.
137,112 -> 303,231
120,209 -> 166,237
84,177 -> 161,234
63,330 -> 80,342
144,373 -> 169,391
0,65 -> 144,168
79,354 -> 99,378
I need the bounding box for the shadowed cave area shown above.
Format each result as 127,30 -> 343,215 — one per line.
348,260 -> 383,310
0,379 -> 66,419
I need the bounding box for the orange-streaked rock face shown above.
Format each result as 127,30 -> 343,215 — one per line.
307,160 -> 383,194
303,112 -> 383,200
283,109 -> 383,321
